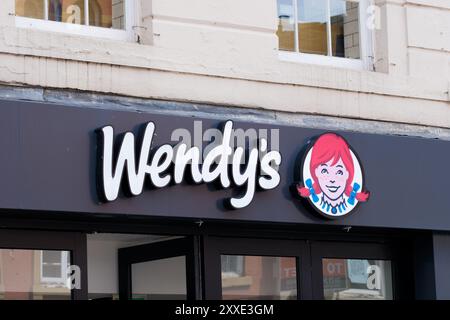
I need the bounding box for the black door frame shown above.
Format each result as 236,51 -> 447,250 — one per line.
202,236 -> 311,300
0,214 -> 416,300
0,229 -> 87,300
202,236 -> 412,300
118,236 -> 201,300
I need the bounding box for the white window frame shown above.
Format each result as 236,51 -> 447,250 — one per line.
40,250 -> 69,285
15,0 -> 138,41
221,255 -> 245,278
278,0 -> 373,70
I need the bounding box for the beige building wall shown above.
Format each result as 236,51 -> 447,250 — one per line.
0,0 -> 448,128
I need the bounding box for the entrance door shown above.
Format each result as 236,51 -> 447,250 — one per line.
202,237 -> 310,300
118,237 -> 200,300
117,235 -> 411,300
310,241 -> 413,300
202,236 -> 411,300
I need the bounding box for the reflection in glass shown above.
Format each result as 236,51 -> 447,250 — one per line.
297,0 -> 328,55
48,0 -> 83,24
330,0 -> 360,58
277,0 -> 296,52
15,0 -> 45,19
322,258 -> 393,300
131,256 -> 187,300
276,0 -> 362,59
221,255 -> 297,300
112,0 -> 126,29
0,249 -> 71,300
15,0 -> 125,30
90,0 -> 125,29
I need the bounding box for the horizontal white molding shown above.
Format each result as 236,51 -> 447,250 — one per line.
152,14 -> 274,34
278,51 -> 364,71
15,16 -> 129,41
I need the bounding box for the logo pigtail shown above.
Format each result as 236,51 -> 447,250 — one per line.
346,183 -> 370,205
297,179 -> 319,203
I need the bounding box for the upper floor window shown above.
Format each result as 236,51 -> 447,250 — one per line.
277,0 -> 373,69
15,0 -> 135,41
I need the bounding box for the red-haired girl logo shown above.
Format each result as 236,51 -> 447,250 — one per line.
294,133 -> 370,219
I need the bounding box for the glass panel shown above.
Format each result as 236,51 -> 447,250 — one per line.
42,264 -> 62,278
221,255 -> 297,300
111,0 -> 125,29
15,0 -> 125,30
15,0 -> 46,19
330,0 -> 361,58
221,255 -> 244,276
277,0 -> 296,52
42,251 -> 65,278
42,250 -> 61,264
90,0 -> 125,29
297,0 -> 328,55
323,259 -> 393,300
131,256 -> 187,300
48,0 -> 85,25
0,249 -> 71,300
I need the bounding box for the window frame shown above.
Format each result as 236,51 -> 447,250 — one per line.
221,255 -> 245,278
14,0 -> 137,42
278,0 -> 374,70
0,229 -> 87,300
40,250 -> 70,286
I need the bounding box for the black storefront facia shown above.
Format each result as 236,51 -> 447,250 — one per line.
0,98 -> 449,300
2,99 -> 449,230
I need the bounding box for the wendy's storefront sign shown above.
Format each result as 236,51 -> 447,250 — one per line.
293,133 -> 370,219
96,120 -> 369,218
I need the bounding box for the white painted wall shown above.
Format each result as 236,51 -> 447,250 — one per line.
132,257 -> 186,296
87,234 -> 185,297
87,238 -> 121,295
0,0 -> 448,128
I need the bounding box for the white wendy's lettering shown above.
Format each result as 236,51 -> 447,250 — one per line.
96,121 -> 281,209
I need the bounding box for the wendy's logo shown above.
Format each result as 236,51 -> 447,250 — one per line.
294,133 -> 370,219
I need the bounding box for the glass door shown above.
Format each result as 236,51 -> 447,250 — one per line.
202,237 -> 310,300
202,236 -> 411,300
310,241 -> 412,300
118,237 -> 200,300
